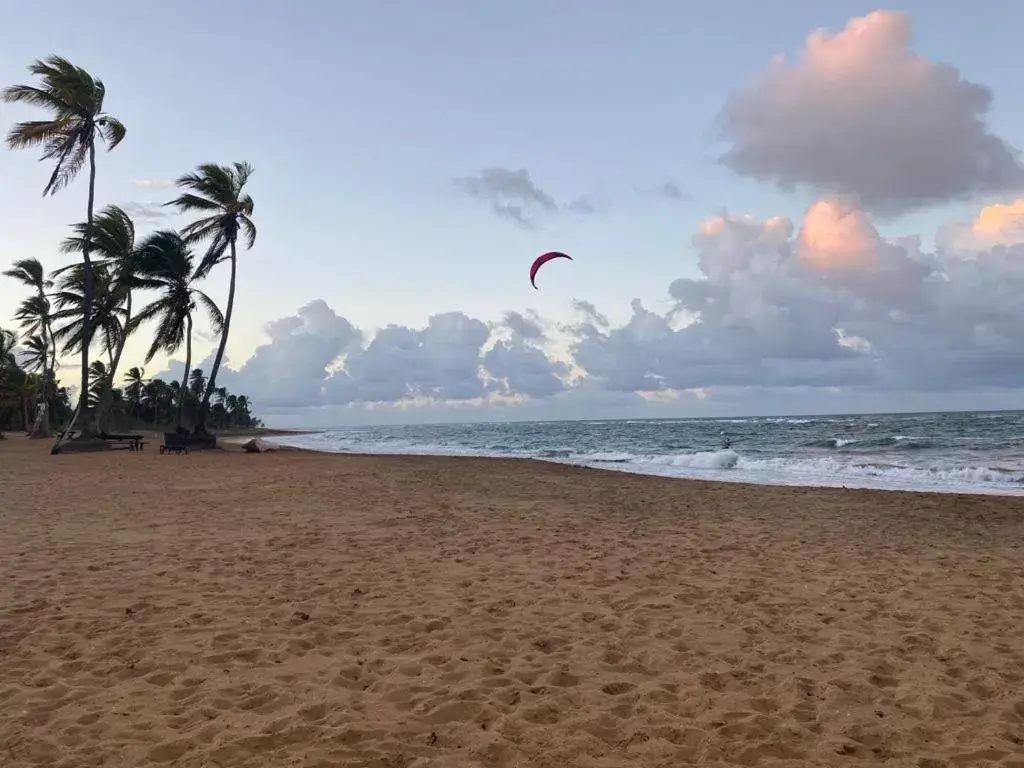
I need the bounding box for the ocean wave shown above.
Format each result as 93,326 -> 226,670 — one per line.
569,450 -> 1024,494
271,427 -> 1024,496
805,435 -> 936,451
578,449 -> 740,470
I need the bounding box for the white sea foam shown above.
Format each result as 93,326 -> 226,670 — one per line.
272,432 -> 1024,497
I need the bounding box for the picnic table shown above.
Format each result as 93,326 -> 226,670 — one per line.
99,432 -> 147,451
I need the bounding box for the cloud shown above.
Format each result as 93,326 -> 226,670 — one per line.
141,192 -> 1024,422
502,310 -> 546,340
937,199 -> 1024,253
151,304 -> 570,413
119,201 -> 171,225
327,312 -> 492,404
454,167 -> 557,227
635,179 -> 691,201
717,10 -> 1024,215
454,167 -> 604,226
229,300 -> 361,408
483,340 -> 569,399
566,195 -> 605,215
131,179 -> 175,190
568,195 -> 1024,395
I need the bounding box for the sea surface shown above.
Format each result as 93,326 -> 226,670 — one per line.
272,411 -> 1024,496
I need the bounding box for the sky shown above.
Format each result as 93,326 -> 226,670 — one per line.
2,1 -> 1024,426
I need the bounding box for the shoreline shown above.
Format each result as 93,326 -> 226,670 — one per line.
263,434 -> 1024,499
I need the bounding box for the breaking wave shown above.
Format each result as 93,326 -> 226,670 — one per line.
272,423 -> 1024,497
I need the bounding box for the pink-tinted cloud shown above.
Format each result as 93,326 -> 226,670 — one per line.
131,179 -> 175,190
938,199 -> 1024,252
718,11 -> 1024,216
798,197 -> 881,270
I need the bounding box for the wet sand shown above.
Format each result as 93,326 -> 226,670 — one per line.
2,436 -> 1024,767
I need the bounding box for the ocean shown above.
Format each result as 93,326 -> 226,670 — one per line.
272,410 -> 1024,496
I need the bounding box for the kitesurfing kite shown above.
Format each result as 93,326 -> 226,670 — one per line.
530,251 -> 572,289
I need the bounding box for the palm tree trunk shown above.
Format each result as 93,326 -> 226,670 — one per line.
178,314 -> 193,430
195,238 -> 236,436
30,295 -> 54,438
53,141 -> 98,453
96,293 -> 131,433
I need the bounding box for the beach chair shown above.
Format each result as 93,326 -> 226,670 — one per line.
160,432 -> 190,455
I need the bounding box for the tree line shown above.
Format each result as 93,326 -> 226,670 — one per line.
0,55 -> 258,450
0,348 -> 259,436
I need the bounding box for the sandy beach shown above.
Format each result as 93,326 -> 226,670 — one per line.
3,437 -> 1024,767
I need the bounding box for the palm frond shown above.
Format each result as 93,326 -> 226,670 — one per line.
44,137 -> 89,196
164,193 -> 220,213
240,216 -> 257,249
194,290 -> 225,335
97,116 -> 125,149
1,83 -> 74,117
4,119 -> 69,150
2,257 -> 49,289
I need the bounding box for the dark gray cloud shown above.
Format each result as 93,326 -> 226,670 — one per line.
717,11 -> 1024,216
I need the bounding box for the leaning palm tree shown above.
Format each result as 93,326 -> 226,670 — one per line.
166,161 -> 255,437
50,263 -> 128,432
20,334 -> 48,374
3,55 -> 126,450
129,231 -> 223,430
60,205 -> 140,431
3,258 -> 55,436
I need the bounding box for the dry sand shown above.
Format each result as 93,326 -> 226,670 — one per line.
3,437 -> 1024,767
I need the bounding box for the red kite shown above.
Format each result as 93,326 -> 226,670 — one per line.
530,251 -> 572,289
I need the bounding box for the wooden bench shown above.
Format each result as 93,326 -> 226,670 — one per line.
160,432 -> 189,455
100,432 -> 147,451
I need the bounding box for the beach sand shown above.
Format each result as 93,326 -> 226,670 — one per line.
3,437 -> 1024,767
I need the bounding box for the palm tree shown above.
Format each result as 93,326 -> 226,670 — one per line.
50,263 -> 128,429
166,162 -> 255,437
123,366 -> 146,419
142,378 -> 173,425
188,368 -> 206,399
0,328 -> 16,435
3,258 -> 55,436
3,55 -> 126,448
61,205 -> 140,430
0,328 -> 17,374
87,360 -> 107,408
20,334 -> 48,373
129,231 -> 223,430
